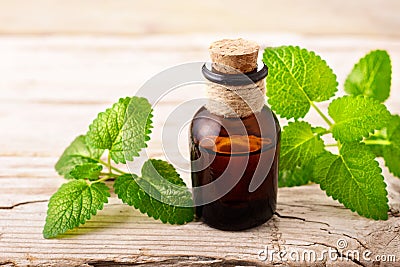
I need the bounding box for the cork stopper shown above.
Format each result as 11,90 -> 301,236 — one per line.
209,38 -> 260,74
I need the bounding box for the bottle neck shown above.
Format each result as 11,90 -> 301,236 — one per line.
205,79 -> 266,118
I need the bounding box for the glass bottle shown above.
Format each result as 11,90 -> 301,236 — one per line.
190,39 -> 281,230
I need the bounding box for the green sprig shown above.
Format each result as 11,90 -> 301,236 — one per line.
264,46 -> 397,220
45,97 -> 194,238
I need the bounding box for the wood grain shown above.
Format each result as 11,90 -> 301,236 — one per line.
0,34 -> 400,266
0,0 -> 399,37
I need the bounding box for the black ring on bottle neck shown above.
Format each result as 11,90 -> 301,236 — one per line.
202,62 -> 268,86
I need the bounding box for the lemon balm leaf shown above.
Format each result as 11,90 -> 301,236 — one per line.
329,96 -> 391,142
278,163 -> 313,188
69,163 -> 103,181
263,46 -> 338,119
43,180 -> 110,238
55,135 -> 104,179
311,126 -> 328,135
114,159 -> 194,224
314,143 -> 389,220
382,115 -> 400,177
141,159 -> 187,187
345,50 -> 391,102
280,121 -> 325,170
86,97 -> 153,164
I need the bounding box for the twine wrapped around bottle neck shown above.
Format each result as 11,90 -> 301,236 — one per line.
205,79 -> 265,118
204,38 -> 266,118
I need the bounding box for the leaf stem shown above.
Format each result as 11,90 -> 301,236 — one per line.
99,172 -> 117,176
97,159 -> 126,174
310,102 -> 333,127
94,175 -> 117,184
363,139 -> 391,146
369,130 -> 387,140
107,153 -> 112,175
325,143 -> 339,147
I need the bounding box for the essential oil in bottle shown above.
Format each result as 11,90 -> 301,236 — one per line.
190,39 -> 281,231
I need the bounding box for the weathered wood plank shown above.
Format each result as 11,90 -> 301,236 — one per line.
0,0 -> 399,37
1,181 -> 399,266
0,35 -> 400,266
0,156 -> 399,266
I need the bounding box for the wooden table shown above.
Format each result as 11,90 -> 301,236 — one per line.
1,34 -> 400,266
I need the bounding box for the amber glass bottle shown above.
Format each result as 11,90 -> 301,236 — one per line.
190,39 -> 281,230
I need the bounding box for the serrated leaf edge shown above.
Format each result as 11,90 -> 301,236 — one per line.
43,181 -> 110,238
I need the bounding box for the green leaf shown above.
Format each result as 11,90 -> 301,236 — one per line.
86,97 -> 153,164
114,159 -> 194,224
314,143 -> 389,220
311,126 -> 328,135
329,96 -> 391,142
70,163 -> 103,181
345,50 -> 391,102
141,159 -> 186,187
280,121 -> 325,170
263,46 -> 338,119
278,163 -> 313,188
382,115 -> 400,177
368,141 -> 385,158
55,135 -> 104,179
43,180 -> 110,238
365,131 -> 387,158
